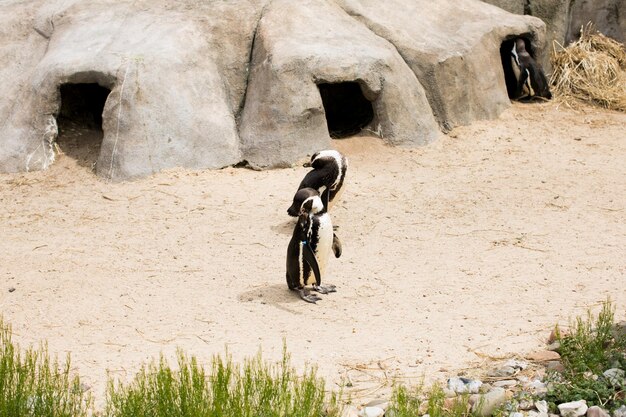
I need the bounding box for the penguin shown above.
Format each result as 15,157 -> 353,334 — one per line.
510,38 -> 552,100
287,150 -> 348,216
286,188 -> 337,303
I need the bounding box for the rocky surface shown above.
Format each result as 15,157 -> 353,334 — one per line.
0,0 -> 546,180
481,0 -> 626,71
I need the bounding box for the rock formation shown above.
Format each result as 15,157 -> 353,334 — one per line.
0,0 -> 547,180
481,0 -> 625,72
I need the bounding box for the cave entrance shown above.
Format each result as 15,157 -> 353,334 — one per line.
57,83 -> 111,169
500,37 -> 533,99
317,82 -> 374,138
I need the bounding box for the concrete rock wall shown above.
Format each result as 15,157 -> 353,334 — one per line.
1,0 -> 547,180
481,0 -> 625,71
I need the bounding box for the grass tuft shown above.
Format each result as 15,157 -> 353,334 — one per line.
545,300 -> 626,412
105,345 -> 340,417
0,317 -> 92,417
388,383 -> 477,417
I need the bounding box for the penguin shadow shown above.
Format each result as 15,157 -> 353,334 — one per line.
271,218 -> 296,236
238,284 -> 306,314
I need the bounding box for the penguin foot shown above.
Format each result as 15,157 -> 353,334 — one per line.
298,288 -> 322,304
313,284 -> 336,294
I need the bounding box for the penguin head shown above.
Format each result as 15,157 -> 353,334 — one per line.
290,187 -> 323,217
514,38 -> 527,54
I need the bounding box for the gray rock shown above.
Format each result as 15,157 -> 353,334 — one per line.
536,400 -> 549,414
614,405 -> 626,417
505,359 -> 529,370
472,387 -> 507,417
358,406 -> 384,417
336,0 -> 547,130
0,0 -> 550,179
489,366 -> 517,377
524,379 -> 547,393
479,383 -> 493,393
448,377 -> 468,393
493,379 -> 518,388
586,406 -> 609,417
510,412 -> 525,417
546,360 -> 566,373
482,0 -> 625,71
239,0 -> 439,168
448,376 -> 483,394
558,400 -> 588,417
467,379 -> 484,394
602,368 -> 625,386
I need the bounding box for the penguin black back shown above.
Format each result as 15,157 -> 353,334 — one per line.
287,150 -> 347,217
511,38 -> 552,100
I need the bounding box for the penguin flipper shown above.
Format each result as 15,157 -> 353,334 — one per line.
296,288 -> 321,304
332,233 -> 342,258
302,242 -> 322,286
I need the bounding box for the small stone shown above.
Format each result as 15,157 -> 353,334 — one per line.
558,400 -> 588,417
528,411 -> 539,417
527,350 -> 561,362
586,406 -> 609,417
358,406 -> 384,417
510,412 -> 524,417
546,341 -> 561,351
613,405 -> 626,417
524,379 -> 547,393
8,287 -> 15,293
448,377 -> 467,393
546,361 -> 565,373
467,380 -> 483,394
363,399 -> 388,409
518,400 -> 534,410
505,359 -> 529,370
488,366 -> 516,377
493,380 -> 518,388
472,387 -> 506,417
447,377 -> 482,394
535,400 -> 549,414
479,383 -> 492,393
602,368 -> 625,386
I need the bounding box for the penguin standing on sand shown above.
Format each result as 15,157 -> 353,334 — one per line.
287,150 -> 348,216
287,149 -> 347,258
286,188 -> 337,303
511,38 -> 552,100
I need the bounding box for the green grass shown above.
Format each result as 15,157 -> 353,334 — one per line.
105,346 -> 341,417
0,317 -> 92,417
388,383 -> 478,417
545,300 -> 626,412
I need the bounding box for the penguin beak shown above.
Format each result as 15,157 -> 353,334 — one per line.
302,161 -> 311,168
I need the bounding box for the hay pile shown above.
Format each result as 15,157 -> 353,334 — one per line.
551,24 -> 626,111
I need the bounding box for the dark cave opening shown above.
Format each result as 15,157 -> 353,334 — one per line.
57,83 -> 111,169
317,82 -> 374,138
500,37 -> 534,99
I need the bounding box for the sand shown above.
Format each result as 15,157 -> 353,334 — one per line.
1,102 -> 625,406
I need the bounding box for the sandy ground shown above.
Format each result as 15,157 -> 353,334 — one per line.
1,102 -> 625,407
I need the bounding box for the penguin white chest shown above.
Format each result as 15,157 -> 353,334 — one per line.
314,214 -> 333,273
302,213 -> 333,286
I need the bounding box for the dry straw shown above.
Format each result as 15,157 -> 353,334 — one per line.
550,23 -> 626,111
